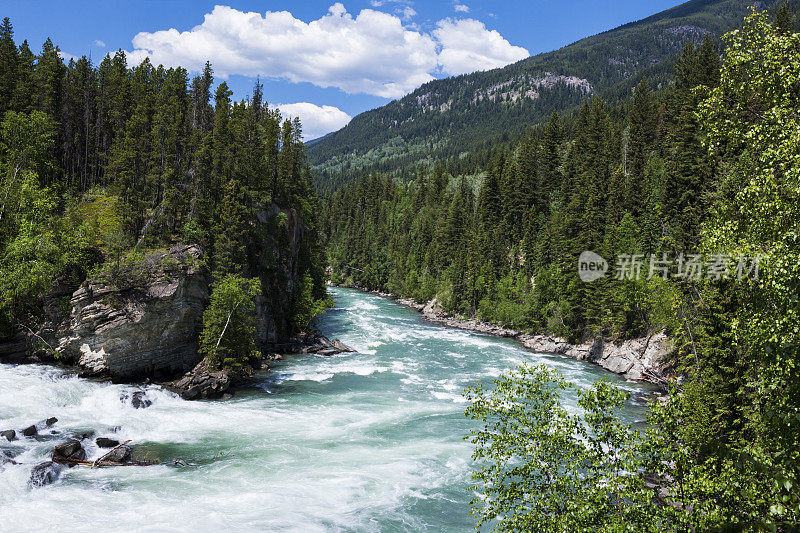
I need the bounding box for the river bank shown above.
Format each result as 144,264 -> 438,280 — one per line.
337,284 -> 673,387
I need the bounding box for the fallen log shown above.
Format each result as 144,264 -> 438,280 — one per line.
50,456 -> 154,467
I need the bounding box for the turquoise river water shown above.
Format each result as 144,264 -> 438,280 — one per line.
0,287 -> 653,532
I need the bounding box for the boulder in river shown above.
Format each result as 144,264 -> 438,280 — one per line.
1,449 -> 18,466
131,391 -> 152,409
332,339 -> 355,353
290,332 -> 356,355
171,358 -> 232,400
1,429 -> 15,441
29,461 -> 63,487
120,390 -> 152,409
52,440 -> 86,463
102,445 -> 132,463
20,417 -> 59,438
96,437 -> 120,448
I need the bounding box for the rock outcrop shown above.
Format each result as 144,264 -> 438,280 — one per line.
521,333 -> 672,382
0,267 -> 83,365
56,245 -> 209,380
251,204 -> 312,348
170,358 -> 233,400
281,332 -> 356,356
1,201 -> 322,389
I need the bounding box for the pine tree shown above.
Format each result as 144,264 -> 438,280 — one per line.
213,179 -> 250,278
627,79 -> 656,217
0,18 -> 17,114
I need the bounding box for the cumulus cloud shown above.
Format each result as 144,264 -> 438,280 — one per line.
434,18 -> 528,76
127,4 -> 528,98
454,3 -> 470,13
272,102 -> 352,140
94,40 -> 106,47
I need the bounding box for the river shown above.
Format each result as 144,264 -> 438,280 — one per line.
0,287 -> 653,532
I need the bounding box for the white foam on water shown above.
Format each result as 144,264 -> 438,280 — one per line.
0,287 -> 651,532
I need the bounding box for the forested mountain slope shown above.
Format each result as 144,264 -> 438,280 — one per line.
309,0 -> 780,189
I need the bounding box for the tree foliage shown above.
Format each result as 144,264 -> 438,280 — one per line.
198,274 -> 261,377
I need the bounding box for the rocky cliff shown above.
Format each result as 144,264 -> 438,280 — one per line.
56,245 -> 208,380
0,202 -> 320,383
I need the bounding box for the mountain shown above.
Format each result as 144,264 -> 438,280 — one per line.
308,0 -> 779,190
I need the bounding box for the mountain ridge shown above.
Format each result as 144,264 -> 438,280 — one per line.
308,0 -> 779,190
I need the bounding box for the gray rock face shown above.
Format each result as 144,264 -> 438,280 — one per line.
392,291 -> 673,385
522,333 -> 672,382
57,245 -> 209,380
1,205 -> 320,389
0,269 -> 81,364
252,204 -> 309,348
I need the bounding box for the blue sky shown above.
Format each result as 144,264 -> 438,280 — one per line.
4,0 -> 682,139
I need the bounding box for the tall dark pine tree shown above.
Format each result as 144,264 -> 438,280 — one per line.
0,18 -> 17,114
627,79 -> 656,218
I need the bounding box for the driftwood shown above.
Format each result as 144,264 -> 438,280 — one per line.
48,439 -> 222,468
51,456 -> 154,467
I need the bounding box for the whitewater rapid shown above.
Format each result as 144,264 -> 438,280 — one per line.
0,287 -> 653,532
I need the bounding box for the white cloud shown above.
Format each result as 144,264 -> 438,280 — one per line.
94,40 -> 106,47
272,102 -> 352,140
370,0 -> 408,6
454,3 -> 470,13
58,50 -> 78,62
434,18 -> 528,76
127,4 -> 529,98
400,6 -> 417,20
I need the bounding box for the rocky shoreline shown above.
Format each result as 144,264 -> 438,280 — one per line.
342,285 -> 672,387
